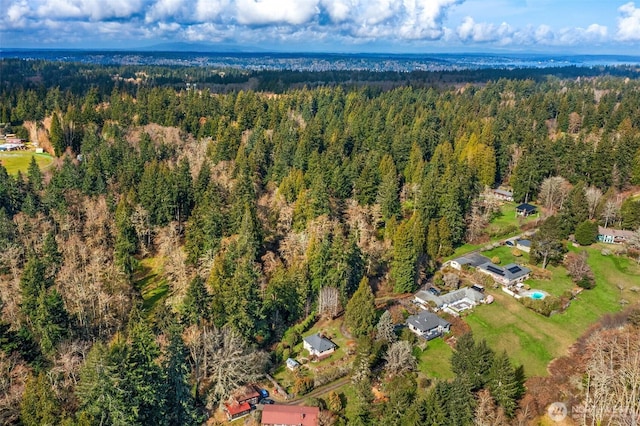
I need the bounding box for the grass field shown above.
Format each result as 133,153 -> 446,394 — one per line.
417,337 -> 454,380
134,257 -> 169,315
0,151 -> 55,175
466,245 -> 640,376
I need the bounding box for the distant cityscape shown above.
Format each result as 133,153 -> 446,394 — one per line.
3,49 -> 640,72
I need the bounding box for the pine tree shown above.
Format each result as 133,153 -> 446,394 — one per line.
378,154 -> 401,221
20,373 -> 61,426
182,276 -> 212,325
488,351 -> 522,418
391,219 -> 418,293
33,289 -> 70,354
451,332 -> 495,391
114,197 -> 138,277
27,156 -> 43,191
164,329 -> 203,426
123,319 -> 168,425
50,113 -> 64,156
344,277 -> 376,338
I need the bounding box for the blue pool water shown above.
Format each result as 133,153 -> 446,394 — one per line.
530,291 -> 545,300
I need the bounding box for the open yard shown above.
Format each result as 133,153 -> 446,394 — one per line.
465,246 -> 640,376
273,317 -> 355,395
134,256 -> 169,315
0,151 -> 54,175
417,337 -> 454,380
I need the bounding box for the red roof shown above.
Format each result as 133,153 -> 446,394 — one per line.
261,405 -> 319,426
225,401 -> 252,416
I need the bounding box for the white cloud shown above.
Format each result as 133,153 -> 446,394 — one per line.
617,2 -> 640,41
195,0 -> 230,21
6,1 -> 30,27
457,17 -> 513,43
235,0 -> 320,25
321,0 -> 350,22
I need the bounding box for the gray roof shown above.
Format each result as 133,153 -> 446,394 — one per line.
406,311 -> 450,333
303,333 -> 336,353
453,253 -> 491,268
478,262 -> 531,281
493,189 -> 513,197
516,239 -> 531,247
415,287 -> 485,308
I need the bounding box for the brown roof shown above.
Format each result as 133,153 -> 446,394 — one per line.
261,405 -> 319,426
598,226 -> 634,239
234,384 -> 260,403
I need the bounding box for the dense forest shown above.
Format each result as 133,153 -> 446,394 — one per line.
1,59 -> 640,425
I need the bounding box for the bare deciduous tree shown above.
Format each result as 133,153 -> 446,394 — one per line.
475,389 -> 509,426
601,200 -> 619,229
538,176 -> 571,214
585,187 -> 602,220
443,273 -> 461,291
183,324 -> 269,407
318,287 -> 341,319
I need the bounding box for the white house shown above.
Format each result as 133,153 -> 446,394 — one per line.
303,333 -> 336,359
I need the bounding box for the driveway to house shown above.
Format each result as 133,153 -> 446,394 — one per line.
285,376 -> 352,405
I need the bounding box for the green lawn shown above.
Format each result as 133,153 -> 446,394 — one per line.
134,257 -> 169,314
466,248 -> 640,376
417,337 -> 454,380
273,317 -> 355,394
446,201 -> 538,261
0,151 -> 54,175
485,201 -> 538,238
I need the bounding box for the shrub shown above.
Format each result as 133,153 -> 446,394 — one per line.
491,256 -> 501,264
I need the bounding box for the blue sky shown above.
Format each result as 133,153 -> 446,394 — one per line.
2,0 -> 639,53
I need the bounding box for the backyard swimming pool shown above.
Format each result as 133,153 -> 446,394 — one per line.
529,291 -> 547,300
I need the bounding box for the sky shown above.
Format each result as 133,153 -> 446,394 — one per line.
1,0 -> 640,54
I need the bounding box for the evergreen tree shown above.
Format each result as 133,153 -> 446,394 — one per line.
164,329 -> 203,426
123,319 -> 168,425
378,154 -> 401,221
182,276 -> 212,325
451,333 -> 495,391
114,196 -> 138,277
344,277 -> 376,338
574,220 -> 599,246
391,219 -> 418,293
50,112 -> 64,156
33,289 -> 70,354
20,373 -> 61,426
27,156 -> 43,191
488,351 -> 522,418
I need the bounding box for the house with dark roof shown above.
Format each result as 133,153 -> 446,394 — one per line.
415,287 -> 485,310
261,405 -> 319,426
232,384 -> 261,406
450,253 -> 491,271
516,203 -> 537,217
303,333 -> 337,359
406,311 -> 451,340
597,226 -> 635,244
477,262 -> 531,286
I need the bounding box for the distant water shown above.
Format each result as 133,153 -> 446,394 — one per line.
2,49 -> 640,72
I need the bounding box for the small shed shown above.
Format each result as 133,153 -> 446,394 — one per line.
286,358 -> 300,371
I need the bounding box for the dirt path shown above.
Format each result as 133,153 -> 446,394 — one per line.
285,376 -> 351,405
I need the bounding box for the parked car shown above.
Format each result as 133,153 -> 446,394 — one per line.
259,389 -> 269,399
428,287 -> 441,296
261,398 -> 275,404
